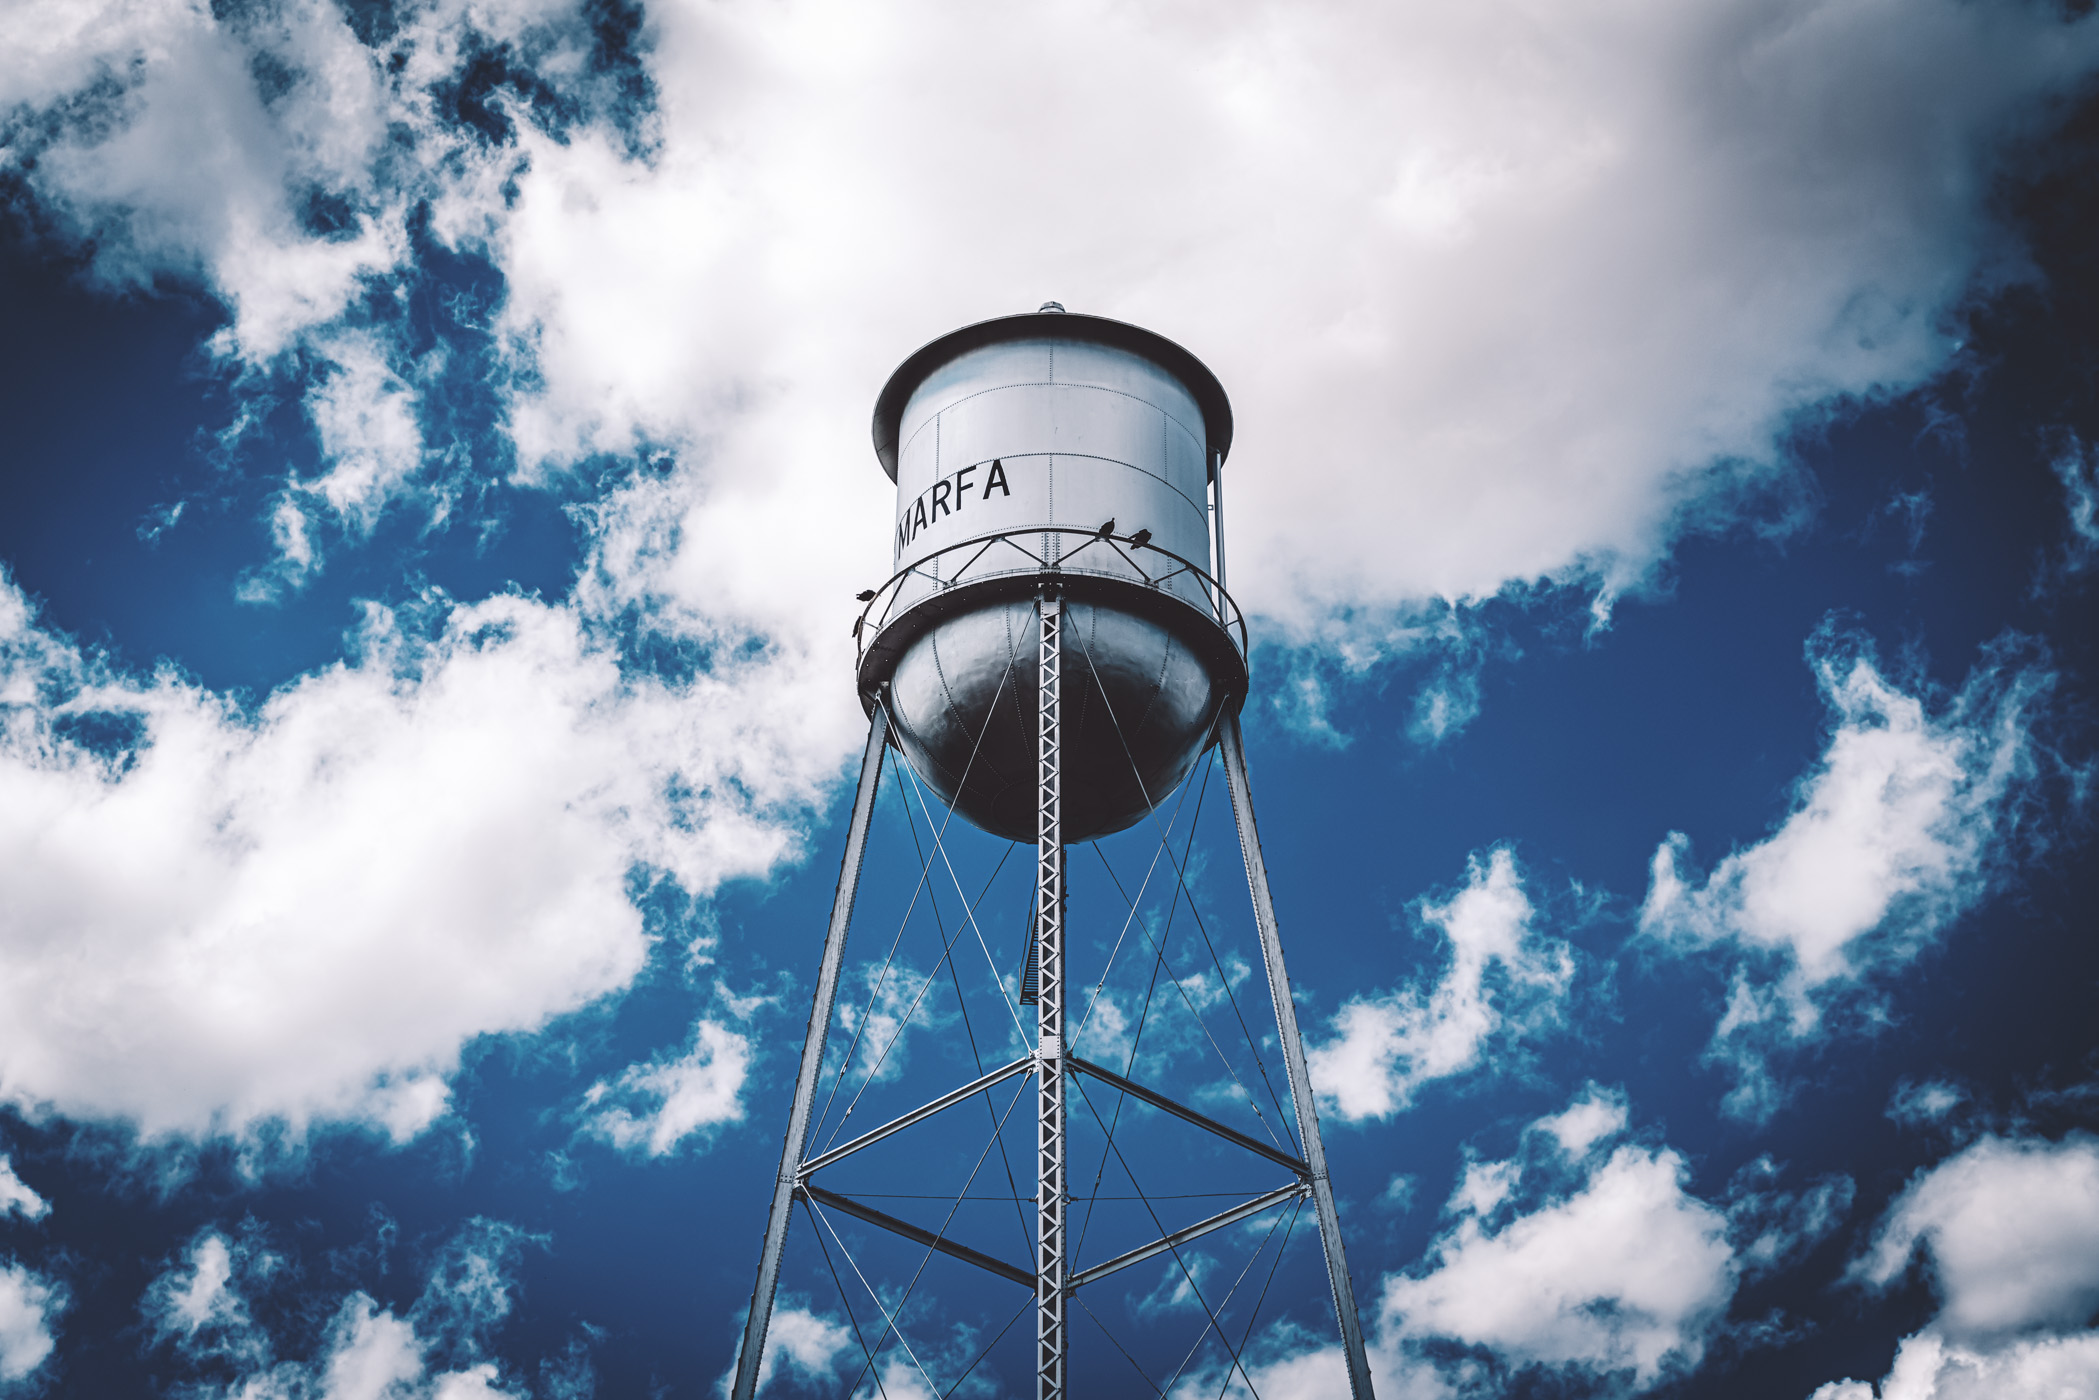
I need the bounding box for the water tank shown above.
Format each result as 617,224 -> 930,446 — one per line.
858,308 -> 1247,842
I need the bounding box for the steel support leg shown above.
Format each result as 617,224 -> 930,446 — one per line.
1218,713 -> 1377,1400
729,702 -> 890,1400
1035,592 -> 1068,1400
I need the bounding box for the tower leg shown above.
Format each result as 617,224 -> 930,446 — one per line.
729,702 -> 891,1400
1218,713 -> 1377,1400
1035,593 -> 1068,1400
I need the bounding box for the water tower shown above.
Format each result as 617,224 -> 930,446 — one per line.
730,307 -> 1376,1399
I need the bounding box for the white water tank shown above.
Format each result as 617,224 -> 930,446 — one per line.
858,307 -> 1246,842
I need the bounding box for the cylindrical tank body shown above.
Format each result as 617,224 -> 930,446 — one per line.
860,309 -> 1245,843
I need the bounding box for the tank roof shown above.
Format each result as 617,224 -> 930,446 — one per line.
870,309 -> 1235,481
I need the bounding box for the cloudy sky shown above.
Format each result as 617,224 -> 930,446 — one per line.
1,0 -> 2097,1395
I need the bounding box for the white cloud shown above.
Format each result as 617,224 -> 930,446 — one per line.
1447,1160 -> 1524,1221
581,1019 -> 751,1158
146,1229 -> 276,1368
1813,1134 -> 2099,1399
1165,1323 -> 1428,1400
715,1304 -> 852,1398
0,0 -> 597,368
1638,629 -> 2049,1119
1268,670 -> 1354,750
6,0 -> 2093,675
1810,1329 -> 2099,1400
1310,848 -> 1573,1120
141,1219 -> 550,1398
301,329 -> 428,532
1723,1155 -> 1853,1278
1407,666 -> 1485,749
824,957 -> 958,1099
2053,437 -> 2099,571
1384,1142 -> 1735,1387
222,1293 -> 521,1400
1532,1084 -> 1630,1160
486,0 -> 2099,635
1379,1174 -> 1419,1213
0,1262 -> 59,1389
244,351 -> 427,600
0,0 -> 620,585
152,1232 -> 243,1335
0,575 -> 835,1143
1887,1079 -> 1968,1128
0,0 -> 2085,1157
1854,1134 -> 2099,1344
1170,1093 -> 1752,1396
1132,1250 -> 1225,1322
716,1298 -> 1011,1400
1,0 -> 405,361
0,1162 -> 45,1225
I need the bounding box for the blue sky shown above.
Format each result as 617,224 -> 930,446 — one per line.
1,1 -> 2097,1397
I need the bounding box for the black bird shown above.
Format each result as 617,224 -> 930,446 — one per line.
1096,518 -> 1116,538
855,589 -> 877,601
1128,528 -> 1153,549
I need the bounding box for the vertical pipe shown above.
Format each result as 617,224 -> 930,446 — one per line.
1218,715 -> 1377,1400
1035,592 -> 1067,1400
729,702 -> 891,1400
1210,449 -> 1229,606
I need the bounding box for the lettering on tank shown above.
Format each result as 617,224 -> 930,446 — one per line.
896,458 -> 1012,553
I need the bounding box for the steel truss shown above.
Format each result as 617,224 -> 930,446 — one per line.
1035,587 -> 1069,1396
731,592 -> 1376,1400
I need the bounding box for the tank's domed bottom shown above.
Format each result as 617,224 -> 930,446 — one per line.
879,597 -> 1231,843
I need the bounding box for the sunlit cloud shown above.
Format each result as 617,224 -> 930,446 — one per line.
1812,1133 -> 2099,1398
1640,626 -> 2053,1120
0,573 -> 832,1143
1311,847 -> 1574,1120
142,1219 -> 558,1398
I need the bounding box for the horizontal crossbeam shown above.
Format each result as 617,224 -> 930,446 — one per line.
800,1057 -> 1035,1178
802,1184 -> 1034,1289
1068,1182 -> 1308,1292
1068,1057 -> 1309,1177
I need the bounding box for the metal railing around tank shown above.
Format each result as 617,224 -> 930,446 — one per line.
850,525 -> 1249,671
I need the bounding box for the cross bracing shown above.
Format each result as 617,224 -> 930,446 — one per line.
731,593 -> 1373,1400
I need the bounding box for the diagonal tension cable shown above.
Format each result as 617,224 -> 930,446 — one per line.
1215,1198 -> 1304,1400
1075,1291 -> 1166,1396
1065,623 -> 1296,1151
810,1198 -> 937,1397
813,671 -> 1014,1148
837,1075 -> 1034,1400
1074,761 -> 1214,1263
1068,623 -> 1300,1152
1160,1194 -> 1300,1397
893,797 -> 1034,1263
1092,835 -> 1291,1155
1070,1072 -> 1267,1400
802,1193 -> 894,1400
942,1293 -> 1034,1399
1071,754 -> 1207,1050
894,754 -> 1034,1049
824,770 -> 1024,1151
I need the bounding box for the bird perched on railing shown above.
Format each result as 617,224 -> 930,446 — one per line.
1128,528 -> 1152,549
855,589 -> 877,601
1096,518 -> 1115,538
